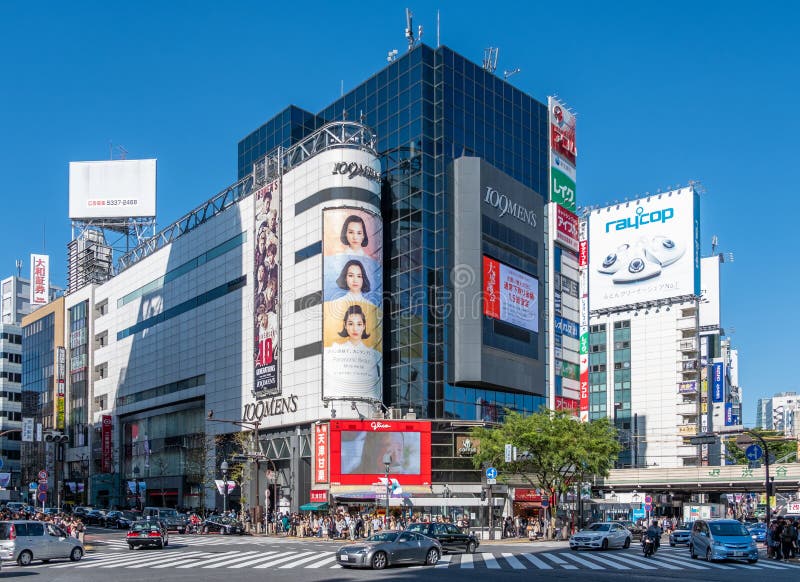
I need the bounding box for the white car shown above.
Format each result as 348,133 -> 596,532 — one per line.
570,522 -> 632,551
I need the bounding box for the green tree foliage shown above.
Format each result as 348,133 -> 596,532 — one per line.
470,409 -> 621,494
723,430 -> 798,465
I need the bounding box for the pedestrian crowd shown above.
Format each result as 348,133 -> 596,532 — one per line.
767,517 -> 798,562
0,507 -> 86,542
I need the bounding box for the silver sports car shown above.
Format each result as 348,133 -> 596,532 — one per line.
336,531 -> 442,569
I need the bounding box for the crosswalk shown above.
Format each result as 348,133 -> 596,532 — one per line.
9,544 -> 794,572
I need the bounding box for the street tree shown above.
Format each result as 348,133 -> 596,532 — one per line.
470,409 -> 621,536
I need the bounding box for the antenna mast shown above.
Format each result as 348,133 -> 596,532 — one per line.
405,8 -> 422,51
483,47 -> 499,73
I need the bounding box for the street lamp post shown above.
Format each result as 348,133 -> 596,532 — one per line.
221,460 -> 229,514
442,484 -> 451,521
133,466 -> 141,511
383,453 -> 392,528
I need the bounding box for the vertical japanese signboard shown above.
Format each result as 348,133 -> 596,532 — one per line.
56,347 -> 66,430
548,97 -> 577,213
314,423 -> 329,484
30,254 -> 49,305
102,415 -> 113,473
578,218 -> 589,422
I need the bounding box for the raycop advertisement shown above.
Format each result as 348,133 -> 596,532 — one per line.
322,207 -> 383,401
588,187 -> 700,311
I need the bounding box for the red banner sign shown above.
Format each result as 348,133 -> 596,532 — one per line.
514,488 -> 543,502
309,489 -> 328,503
101,415 -> 112,473
483,256 -> 501,319
314,423 -> 329,484
554,396 -> 579,415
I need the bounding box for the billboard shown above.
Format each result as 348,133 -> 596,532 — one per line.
56,346 -> 66,430
551,204 -> 579,253
254,181 -> 281,399
712,361 -> 724,403
30,254 -> 49,305
548,97 -> 577,212
69,159 -> 156,219
588,188 -> 700,310
101,415 -> 113,473
322,207 -> 383,401
328,420 -> 431,486
314,423 -> 329,484
483,256 -> 539,333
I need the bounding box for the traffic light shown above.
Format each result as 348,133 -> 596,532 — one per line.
44,432 -> 69,444
480,488 -> 487,502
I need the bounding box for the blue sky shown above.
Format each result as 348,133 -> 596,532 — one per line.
1,1 -> 796,425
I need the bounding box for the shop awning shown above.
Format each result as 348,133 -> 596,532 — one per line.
299,502 -> 329,511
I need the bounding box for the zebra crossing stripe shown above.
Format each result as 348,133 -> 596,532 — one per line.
149,552 -> 218,568
539,552 -> 578,569
746,560 -> 796,570
176,551 -> 253,568
279,552 -> 335,568
574,552 -> 631,569
500,552 -> 526,569
304,555 -> 338,568
459,553 -> 474,568
599,553 -> 661,570
559,552 -> 605,569
127,551 -> 210,568
253,551 -> 314,568
202,551 -> 266,568
434,557 -> 452,568
653,555 -> 711,570
479,553 -> 501,569
226,551 -> 281,569
520,552 -> 553,569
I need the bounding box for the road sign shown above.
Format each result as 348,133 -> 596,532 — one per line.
38,483 -> 48,492
645,503 -> 653,512
486,467 -> 498,480
745,444 -> 763,461
487,478 -> 497,485
541,499 -> 549,508
688,435 -> 717,445
37,492 -> 47,503
28,482 -> 37,491
38,470 -> 48,480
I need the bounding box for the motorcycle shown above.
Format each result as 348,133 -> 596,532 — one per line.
642,536 -> 657,557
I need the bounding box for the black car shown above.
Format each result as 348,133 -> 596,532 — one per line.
201,516 -> 246,535
126,520 -> 169,549
404,522 -> 479,554
102,510 -> 137,529
84,509 -> 107,525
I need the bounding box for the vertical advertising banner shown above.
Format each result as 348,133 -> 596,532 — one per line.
712,361 -> 724,403
548,97 -> 577,213
578,217 -> 589,422
322,207 -> 383,401
56,346 -> 66,430
254,181 -> 281,399
551,204 -> 580,253
30,254 -> 49,305
101,415 -> 113,473
314,423 -> 329,484
482,256 -> 539,332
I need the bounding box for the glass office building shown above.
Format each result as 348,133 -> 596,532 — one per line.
239,45 -> 549,422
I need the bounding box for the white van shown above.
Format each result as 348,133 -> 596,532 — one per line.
0,520 -> 84,566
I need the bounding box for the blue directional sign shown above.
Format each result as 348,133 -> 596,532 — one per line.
486,467 -> 498,480
745,444 -> 763,461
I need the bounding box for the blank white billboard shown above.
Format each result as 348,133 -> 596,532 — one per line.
69,159 -> 156,219
588,187 -> 700,310
699,256 -> 720,328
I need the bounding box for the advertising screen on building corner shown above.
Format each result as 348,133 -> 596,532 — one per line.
483,256 -> 539,333
328,420 -> 431,486
322,207 -> 383,401
588,187 -> 700,310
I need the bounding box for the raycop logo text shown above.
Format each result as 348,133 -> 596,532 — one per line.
483,186 -> 537,228
332,161 -> 381,183
605,205 -> 674,233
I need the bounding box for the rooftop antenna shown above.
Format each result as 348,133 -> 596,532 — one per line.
405,8 -> 416,51
503,67 -> 521,80
15,259 -> 22,277
437,9 -> 440,47
340,79 -> 344,97
483,47 -> 498,73
711,235 -> 719,255
387,49 -> 399,62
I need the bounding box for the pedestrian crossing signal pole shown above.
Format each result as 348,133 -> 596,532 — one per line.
383,453 -> 392,528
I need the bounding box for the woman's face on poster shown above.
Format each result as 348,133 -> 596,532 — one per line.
346,221 -> 365,249
344,313 -> 366,342
345,264 -> 364,293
